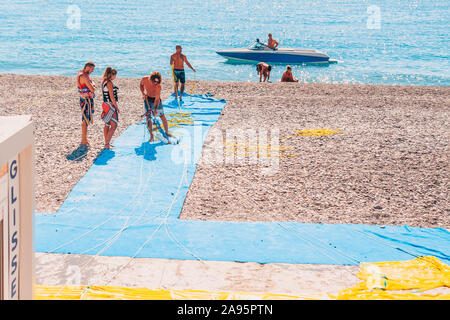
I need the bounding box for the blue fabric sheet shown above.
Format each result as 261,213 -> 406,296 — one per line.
35,93 -> 450,265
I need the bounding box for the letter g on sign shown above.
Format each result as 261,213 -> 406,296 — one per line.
9,160 -> 17,179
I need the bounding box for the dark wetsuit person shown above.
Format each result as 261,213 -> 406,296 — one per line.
170,45 -> 196,101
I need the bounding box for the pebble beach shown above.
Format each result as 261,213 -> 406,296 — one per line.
0,73 -> 448,228
1,0 -> 449,301
1,73 -> 449,298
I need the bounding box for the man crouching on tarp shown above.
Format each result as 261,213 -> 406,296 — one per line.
140,71 -> 173,143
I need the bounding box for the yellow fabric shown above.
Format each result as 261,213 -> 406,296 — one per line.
34,285 -> 315,300
189,71 -> 196,94
281,128 -> 344,139
19,89 -> 70,114
293,128 -> 344,137
166,112 -> 194,127
335,256 -> 450,300
224,128 -> 343,158
224,140 -> 293,158
35,257 -> 449,300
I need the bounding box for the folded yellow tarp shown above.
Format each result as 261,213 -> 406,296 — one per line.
35,256 -> 449,300
335,256 -> 450,300
34,285 -> 320,300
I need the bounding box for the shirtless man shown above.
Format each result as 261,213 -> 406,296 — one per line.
281,65 -> 299,82
170,45 -> 196,101
76,62 -> 96,146
256,62 -> 272,82
140,71 -> 172,142
268,33 -> 279,50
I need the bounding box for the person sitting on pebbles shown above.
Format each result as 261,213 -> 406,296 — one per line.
281,65 -> 299,82
256,62 -> 272,82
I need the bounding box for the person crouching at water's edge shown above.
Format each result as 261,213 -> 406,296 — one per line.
101,67 -> 119,149
256,62 -> 272,82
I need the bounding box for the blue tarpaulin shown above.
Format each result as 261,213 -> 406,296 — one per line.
35,94 -> 450,265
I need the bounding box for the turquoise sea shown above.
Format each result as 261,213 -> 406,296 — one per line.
0,0 -> 448,85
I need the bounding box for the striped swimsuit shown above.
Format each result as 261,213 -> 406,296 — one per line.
101,80 -> 119,126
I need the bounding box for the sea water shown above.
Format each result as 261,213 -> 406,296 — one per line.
0,0 -> 448,85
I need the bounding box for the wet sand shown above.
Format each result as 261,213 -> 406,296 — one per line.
34,253 -> 360,299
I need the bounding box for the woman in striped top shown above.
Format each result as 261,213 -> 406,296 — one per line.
101,67 -> 119,149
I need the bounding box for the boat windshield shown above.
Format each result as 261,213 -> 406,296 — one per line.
248,41 -> 266,50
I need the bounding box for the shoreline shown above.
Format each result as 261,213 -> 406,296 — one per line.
0,73 -> 448,228
1,72 -> 449,88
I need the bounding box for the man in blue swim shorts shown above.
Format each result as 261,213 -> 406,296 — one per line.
170,45 -> 196,101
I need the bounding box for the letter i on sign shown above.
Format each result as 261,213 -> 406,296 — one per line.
8,156 -> 19,300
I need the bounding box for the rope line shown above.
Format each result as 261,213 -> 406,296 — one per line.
283,222 -> 360,265
18,89 -> 71,114
341,224 -> 449,267
49,121 -> 152,298
230,173 -> 360,270
73,124 -> 158,276
46,122 -> 153,252
189,71 -> 196,95
170,63 -> 182,113
104,140 -> 197,285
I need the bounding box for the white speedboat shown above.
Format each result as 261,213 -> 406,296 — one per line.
216,40 -> 331,64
